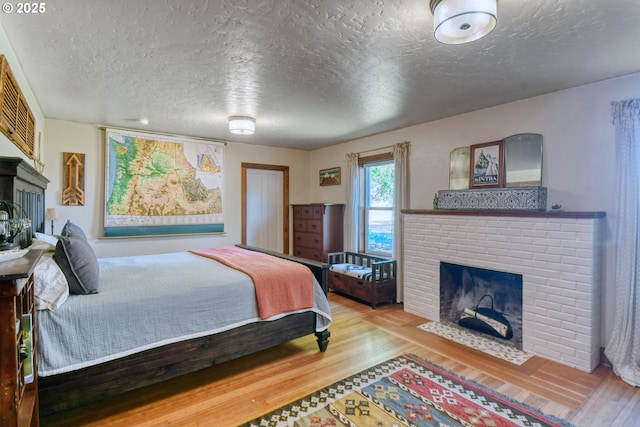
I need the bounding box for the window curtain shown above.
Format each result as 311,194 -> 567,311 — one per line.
393,141 -> 410,302
344,152 -> 360,252
605,99 -> 640,386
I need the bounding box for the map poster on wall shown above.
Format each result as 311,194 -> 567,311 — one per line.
104,128 -> 224,237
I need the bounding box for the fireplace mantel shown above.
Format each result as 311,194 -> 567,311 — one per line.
402,209 -> 605,219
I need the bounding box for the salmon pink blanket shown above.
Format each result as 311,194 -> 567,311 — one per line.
190,247 -> 314,319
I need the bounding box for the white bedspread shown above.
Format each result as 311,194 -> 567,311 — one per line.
37,251 -> 332,376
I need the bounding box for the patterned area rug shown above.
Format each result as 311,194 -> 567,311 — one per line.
241,354 -> 574,427
418,322 -> 532,365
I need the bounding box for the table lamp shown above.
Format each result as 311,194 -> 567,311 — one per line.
45,208 -> 58,234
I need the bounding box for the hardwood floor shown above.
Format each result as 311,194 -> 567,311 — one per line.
41,293 -> 640,426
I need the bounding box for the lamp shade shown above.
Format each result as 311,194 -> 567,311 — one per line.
45,208 -> 58,221
430,0 -> 497,45
228,116 -> 255,135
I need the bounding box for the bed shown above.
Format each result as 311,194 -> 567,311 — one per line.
35,242 -> 332,415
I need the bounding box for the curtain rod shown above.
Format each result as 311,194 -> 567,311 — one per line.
357,144 -> 394,155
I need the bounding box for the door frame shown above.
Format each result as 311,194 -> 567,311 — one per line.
241,163 -> 290,254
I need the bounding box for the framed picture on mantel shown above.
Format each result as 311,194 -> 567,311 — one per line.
470,140 -> 504,188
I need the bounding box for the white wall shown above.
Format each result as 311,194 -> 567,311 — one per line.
309,71 -> 640,347
43,119 -> 311,258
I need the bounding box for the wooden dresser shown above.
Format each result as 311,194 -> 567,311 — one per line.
292,203 -> 344,262
0,249 -> 43,427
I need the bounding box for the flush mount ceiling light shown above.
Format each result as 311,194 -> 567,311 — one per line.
228,116 -> 255,135
430,0 -> 497,45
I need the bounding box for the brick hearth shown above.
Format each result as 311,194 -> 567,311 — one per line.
402,210 -> 605,372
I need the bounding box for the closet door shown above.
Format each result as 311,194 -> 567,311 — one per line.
245,168 -> 284,252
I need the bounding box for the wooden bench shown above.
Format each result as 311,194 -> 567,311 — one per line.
327,251 -> 397,308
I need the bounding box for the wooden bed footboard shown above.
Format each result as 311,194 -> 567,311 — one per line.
236,244 -> 330,295
39,245 -> 331,416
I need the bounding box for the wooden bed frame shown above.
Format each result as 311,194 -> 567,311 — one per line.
38,244 -> 331,415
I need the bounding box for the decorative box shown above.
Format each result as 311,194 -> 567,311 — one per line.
436,187 -> 547,210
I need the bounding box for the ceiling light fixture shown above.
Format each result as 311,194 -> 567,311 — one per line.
228,116 -> 255,135
430,0 -> 497,45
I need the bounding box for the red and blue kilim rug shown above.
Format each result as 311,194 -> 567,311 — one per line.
241,354 -> 574,427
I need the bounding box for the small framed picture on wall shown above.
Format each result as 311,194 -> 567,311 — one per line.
319,167 -> 341,186
469,140 -> 504,188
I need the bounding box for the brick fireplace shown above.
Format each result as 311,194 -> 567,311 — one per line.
402,209 -> 605,372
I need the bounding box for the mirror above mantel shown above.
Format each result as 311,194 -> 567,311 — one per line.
504,133 -> 543,187
449,133 -> 543,190
441,133 -> 546,210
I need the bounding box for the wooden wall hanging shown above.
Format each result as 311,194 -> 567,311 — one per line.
62,152 -> 85,206
0,55 -> 36,158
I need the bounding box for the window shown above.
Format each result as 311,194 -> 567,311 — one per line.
362,157 -> 394,256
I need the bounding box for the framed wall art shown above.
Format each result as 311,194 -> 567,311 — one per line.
469,140 -> 504,188
62,152 -> 85,206
319,167 -> 341,186
103,128 -> 225,237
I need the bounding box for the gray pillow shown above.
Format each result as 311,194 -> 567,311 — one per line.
61,220 -> 88,241
54,234 -> 100,295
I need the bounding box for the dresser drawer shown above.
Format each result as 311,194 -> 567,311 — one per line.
293,219 -> 322,232
293,219 -> 307,231
294,231 -> 322,249
293,246 -> 323,262
294,205 -> 315,219
310,205 -> 323,218
307,220 -> 321,232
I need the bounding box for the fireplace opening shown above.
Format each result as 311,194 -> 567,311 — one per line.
440,262 -> 523,349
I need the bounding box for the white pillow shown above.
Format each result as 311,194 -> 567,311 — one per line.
34,232 -> 61,250
34,253 -> 69,310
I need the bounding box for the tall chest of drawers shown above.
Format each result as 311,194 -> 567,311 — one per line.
292,203 -> 344,262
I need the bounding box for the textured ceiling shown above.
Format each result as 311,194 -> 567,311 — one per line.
1,0 -> 639,150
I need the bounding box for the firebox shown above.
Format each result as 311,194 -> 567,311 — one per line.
440,262 -> 523,349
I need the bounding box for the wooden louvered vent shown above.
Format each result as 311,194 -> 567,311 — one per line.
0,55 -> 35,159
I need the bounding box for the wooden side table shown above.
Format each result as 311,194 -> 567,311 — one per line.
0,249 -> 43,427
